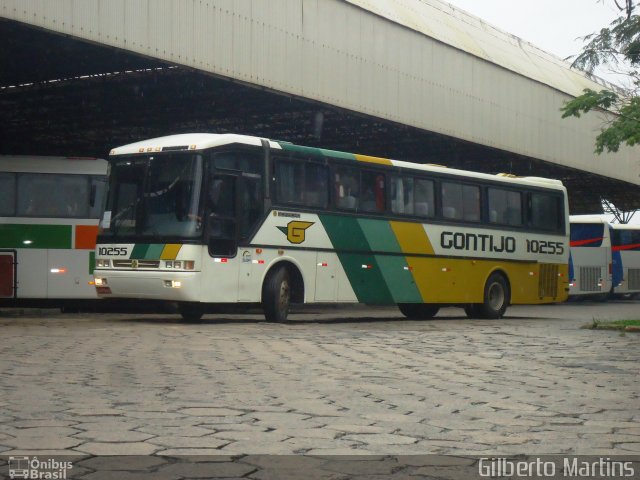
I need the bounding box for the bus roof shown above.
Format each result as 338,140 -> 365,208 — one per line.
110,133 -> 565,191
609,223 -> 640,231
0,155 -> 108,175
569,215 -> 611,225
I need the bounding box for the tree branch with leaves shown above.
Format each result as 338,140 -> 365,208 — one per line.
561,0 -> 640,153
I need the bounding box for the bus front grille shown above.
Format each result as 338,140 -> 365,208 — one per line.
628,269 -> 640,290
112,259 -> 160,269
538,264 -> 559,298
579,266 -> 601,291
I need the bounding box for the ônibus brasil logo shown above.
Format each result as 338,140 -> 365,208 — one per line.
8,456 -> 73,479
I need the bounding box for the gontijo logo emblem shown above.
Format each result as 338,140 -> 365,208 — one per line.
278,221 -> 314,244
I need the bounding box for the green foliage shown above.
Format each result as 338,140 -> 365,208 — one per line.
562,2 -> 640,153
582,318 -> 640,330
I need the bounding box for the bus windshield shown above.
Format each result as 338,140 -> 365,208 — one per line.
104,153 -> 203,239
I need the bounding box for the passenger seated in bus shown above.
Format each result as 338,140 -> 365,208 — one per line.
443,206 -> 457,219
415,202 -> 429,216
360,186 -> 377,212
334,173 -> 358,210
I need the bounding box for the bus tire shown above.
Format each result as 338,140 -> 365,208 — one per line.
464,304 -> 480,318
398,303 -> 439,320
478,273 -> 509,319
179,302 -> 204,322
263,266 -> 291,323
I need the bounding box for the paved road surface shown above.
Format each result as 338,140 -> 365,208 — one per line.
1,301 -> 639,458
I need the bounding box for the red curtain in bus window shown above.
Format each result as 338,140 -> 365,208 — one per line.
0,254 -> 14,298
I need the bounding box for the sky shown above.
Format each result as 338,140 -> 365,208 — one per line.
444,0 -> 622,61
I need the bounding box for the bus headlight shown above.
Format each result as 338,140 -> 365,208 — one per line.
95,277 -> 107,286
96,259 -> 110,268
164,280 -> 182,288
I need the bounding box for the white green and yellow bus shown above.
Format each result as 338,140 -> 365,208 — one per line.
0,155 -> 108,307
568,215 -> 613,300
610,223 -> 640,298
94,133 -> 569,321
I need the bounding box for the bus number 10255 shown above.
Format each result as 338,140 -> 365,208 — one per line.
526,239 -> 564,255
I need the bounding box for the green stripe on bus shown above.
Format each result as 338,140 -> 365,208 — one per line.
356,219 -> 422,302
89,251 -> 95,274
357,218 -> 403,253
336,253 -> 394,304
146,244 -> 165,259
374,255 -> 422,303
130,244 -> 151,259
318,214 -> 394,304
0,224 -> 72,249
278,143 -> 356,161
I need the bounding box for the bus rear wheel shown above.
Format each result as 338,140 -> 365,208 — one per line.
178,302 -> 205,322
263,266 -> 291,323
477,273 -> 509,319
464,304 -> 480,318
398,303 -> 439,320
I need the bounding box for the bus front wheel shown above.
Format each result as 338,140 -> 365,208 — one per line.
398,303 -> 439,320
263,266 -> 291,323
477,273 -> 509,319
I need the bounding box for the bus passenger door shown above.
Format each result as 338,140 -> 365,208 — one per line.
204,174 -> 240,302
206,174 -> 239,257
237,174 -> 264,302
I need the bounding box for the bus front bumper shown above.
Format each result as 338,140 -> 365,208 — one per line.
93,270 -> 201,302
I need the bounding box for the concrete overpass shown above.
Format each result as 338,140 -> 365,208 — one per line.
1,0 -> 638,213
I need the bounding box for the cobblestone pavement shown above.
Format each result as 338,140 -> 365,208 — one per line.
1,301 -> 639,458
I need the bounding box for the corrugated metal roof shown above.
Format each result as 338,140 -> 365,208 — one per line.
346,0 -> 614,97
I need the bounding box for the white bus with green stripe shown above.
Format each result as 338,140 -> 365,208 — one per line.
94,133 -> 569,321
0,156 -> 107,307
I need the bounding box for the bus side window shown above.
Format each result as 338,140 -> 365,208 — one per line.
391,175 -> 413,215
305,163 -> 328,208
214,151 -> 263,176
239,175 -> 263,238
441,181 -> 479,222
441,182 -> 462,220
334,166 -> 359,210
530,193 -> 562,232
275,160 -> 304,204
18,173 -> 90,218
0,173 -> 16,216
208,176 -> 235,218
488,188 -> 522,226
360,171 -> 385,213
414,178 -> 434,217
89,176 -> 108,219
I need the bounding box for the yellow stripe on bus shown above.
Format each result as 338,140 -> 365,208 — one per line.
354,154 -> 393,166
390,221 -> 435,255
160,244 -> 182,260
388,221 -> 568,304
